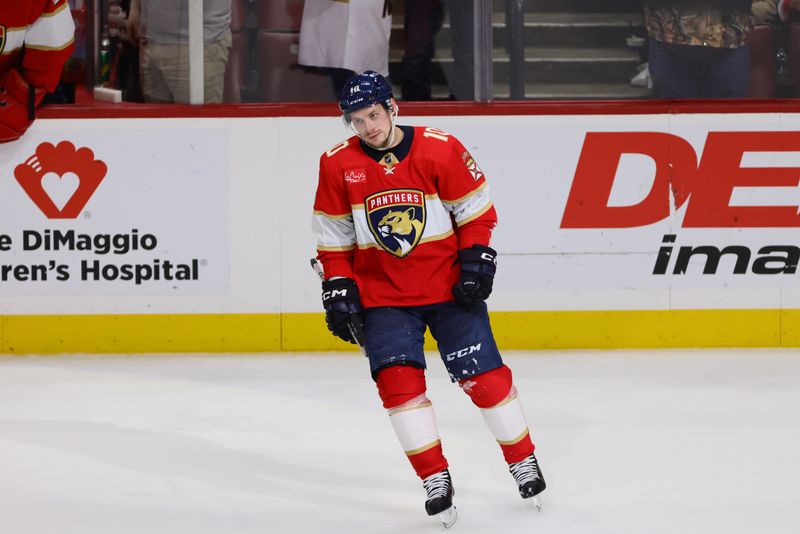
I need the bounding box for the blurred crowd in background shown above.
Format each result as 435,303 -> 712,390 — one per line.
55,0 -> 800,104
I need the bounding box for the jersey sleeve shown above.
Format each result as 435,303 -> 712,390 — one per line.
21,0 -> 76,92
436,135 -> 498,249
311,151 -> 356,280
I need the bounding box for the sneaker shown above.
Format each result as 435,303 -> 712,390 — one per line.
422,468 -> 455,516
626,35 -> 646,48
630,63 -> 652,88
508,453 -> 546,499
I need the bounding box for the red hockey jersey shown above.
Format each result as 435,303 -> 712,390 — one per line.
1,0 -> 75,92
313,126 -> 498,308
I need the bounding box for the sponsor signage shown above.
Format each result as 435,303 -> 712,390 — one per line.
2,113 -> 798,317
560,130 -> 800,278
0,131 -> 229,296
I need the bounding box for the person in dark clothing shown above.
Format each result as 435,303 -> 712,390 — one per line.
644,0 -> 755,98
399,0 -> 474,101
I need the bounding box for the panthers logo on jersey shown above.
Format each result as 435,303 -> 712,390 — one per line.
0,26 -> 6,54
366,188 -> 426,258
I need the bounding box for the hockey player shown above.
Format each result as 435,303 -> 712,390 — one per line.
1,0 -> 75,143
311,70 -> 546,527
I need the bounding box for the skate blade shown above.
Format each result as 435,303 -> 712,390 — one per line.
437,506 -> 458,528
527,496 -> 542,512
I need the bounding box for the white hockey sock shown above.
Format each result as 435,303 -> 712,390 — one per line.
479,387 -> 530,445
387,394 -> 442,455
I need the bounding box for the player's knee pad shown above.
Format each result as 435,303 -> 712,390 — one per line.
459,364 -> 513,408
376,364 -> 427,409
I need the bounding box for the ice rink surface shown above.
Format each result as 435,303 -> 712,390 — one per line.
1,349 -> 799,534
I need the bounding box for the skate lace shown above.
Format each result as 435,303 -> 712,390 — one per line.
422,470 -> 451,500
509,455 -> 540,486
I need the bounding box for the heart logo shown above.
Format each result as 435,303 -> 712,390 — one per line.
14,141 -> 107,219
41,172 -> 80,211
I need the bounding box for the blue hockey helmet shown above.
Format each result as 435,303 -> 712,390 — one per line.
339,71 -> 394,115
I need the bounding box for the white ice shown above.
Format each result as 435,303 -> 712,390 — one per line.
1,349 -> 799,534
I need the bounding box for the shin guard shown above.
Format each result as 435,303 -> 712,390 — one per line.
460,365 -> 535,464
377,365 -> 448,479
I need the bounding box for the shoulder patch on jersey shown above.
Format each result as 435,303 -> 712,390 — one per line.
461,150 -> 484,182
0,26 -> 6,53
344,168 -> 366,184
366,189 -> 426,258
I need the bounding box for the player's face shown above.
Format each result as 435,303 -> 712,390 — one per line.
349,103 -> 393,147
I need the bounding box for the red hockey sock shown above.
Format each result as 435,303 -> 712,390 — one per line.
408,442 -> 448,479
500,433 -> 534,464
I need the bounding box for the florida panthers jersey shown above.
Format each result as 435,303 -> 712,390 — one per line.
312,125 -> 498,308
1,0 -> 75,91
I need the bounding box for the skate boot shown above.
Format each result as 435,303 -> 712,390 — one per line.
508,453 -> 546,510
422,469 -> 457,528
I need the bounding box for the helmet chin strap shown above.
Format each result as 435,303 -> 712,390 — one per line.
350,102 -> 400,151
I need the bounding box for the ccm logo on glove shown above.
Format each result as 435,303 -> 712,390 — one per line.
321,277 -> 365,345
322,287 -> 351,300
452,244 -> 497,309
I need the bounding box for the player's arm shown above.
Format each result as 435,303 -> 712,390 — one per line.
311,151 -> 364,344
0,0 -> 75,142
435,133 -> 499,308
311,152 -> 356,279
435,134 -> 498,248
445,181 -> 497,248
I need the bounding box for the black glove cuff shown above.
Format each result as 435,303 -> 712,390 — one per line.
458,245 -> 497,277
322,277 -> 360,306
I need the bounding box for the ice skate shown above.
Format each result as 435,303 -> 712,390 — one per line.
422,469 -> 457,528
508,453 -> 546,511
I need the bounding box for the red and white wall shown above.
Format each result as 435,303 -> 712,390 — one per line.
1,102 -> 799,353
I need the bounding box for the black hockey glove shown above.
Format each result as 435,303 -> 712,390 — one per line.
452,244 -> 497,309
321,278 -> 365,345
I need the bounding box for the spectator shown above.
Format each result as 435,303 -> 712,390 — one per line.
752,0 -> 800,23
400,0 -> 444,100
298,0 -> 392,99
128,0 -> 232,104
444,0 -> 475,100
643,0 -> 755,98
399,0 -> 474,101
105,0 -> 143,102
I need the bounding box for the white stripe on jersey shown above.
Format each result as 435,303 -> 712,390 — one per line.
312,211 -> 357,250
421,195 -> 455,239
24,3 -> 76,51
349,194 -> 455,248
1,28 -> 27,55
442,181 -> 493,227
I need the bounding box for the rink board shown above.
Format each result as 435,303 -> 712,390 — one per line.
2,308 -> 799,353
3,103 -> 800,352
